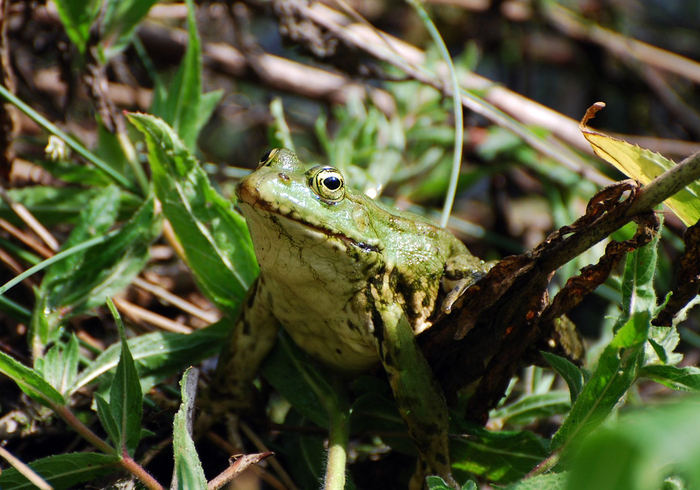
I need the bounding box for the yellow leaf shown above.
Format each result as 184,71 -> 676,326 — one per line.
580,102 -> 700,226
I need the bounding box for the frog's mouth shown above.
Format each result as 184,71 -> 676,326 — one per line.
238,185 -> 382,254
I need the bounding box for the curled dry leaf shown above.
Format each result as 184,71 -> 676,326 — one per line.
419,180 -> 659,423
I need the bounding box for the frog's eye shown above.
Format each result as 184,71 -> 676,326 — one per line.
308,166 -> 346,203
258,149 -> 279,167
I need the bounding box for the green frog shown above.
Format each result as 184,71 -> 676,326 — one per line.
214,148 -> 488,488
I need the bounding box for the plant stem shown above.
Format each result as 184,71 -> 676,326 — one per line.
121,455 -> 164,490
52,403 -> 164,490
404,0 -> 463,228
324,398 -> 350,490
51,404 -> 115,455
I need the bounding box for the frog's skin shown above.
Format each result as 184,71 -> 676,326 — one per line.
214,149 -> 487,488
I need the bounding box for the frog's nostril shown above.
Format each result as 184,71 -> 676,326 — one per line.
278,173 -> 289,181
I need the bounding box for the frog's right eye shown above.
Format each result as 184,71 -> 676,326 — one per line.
258,149 -> 279,167
308,166 -> 346,203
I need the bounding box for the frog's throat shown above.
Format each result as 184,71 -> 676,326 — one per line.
245,198 -> 383,254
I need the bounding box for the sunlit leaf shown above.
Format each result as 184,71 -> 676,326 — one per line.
580,103 -> 700,226
127,112 -> 257,316
640,365 -> 700,391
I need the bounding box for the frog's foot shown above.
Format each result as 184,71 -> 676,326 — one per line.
441,277 -> 476,314
441,257 -> 496,314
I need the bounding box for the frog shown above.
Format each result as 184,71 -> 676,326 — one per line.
213,148 -> 489,489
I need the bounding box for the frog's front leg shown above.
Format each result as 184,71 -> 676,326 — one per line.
211,276 -> 280,417
373,302 -> 458,489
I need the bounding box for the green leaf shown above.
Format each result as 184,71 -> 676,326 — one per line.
502,472 -> 568,490
450,420 -> 549,484
35,158 -> 114,187
262,333 -> 335,428
40,194 -> 160,328
42,186 -> 121,290
551,312 -> 650,451
127,112 -> 257,316
0,349 -> 65,408
0,453 -> 120,490
581,105 -> 700,226
73,319 -> 230,396
150,0 -> 220,151
106,299 -> 143,457
645,325 -> 683,367
542,352 -> 584,403
100,0 -> 160,57
615,228 -> 659,331
95,393 -> 120,448
53,0 -> 101,53
490,391 -> 571,426
173,367 -> 208,489
639,365 -> 700,391
37,334 -> 80,397
567,397 -> 700,490
0,186 -> 140,226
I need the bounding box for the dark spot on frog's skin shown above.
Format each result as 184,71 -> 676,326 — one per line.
435,452 -> 449,466
246,290 -> 256,309
278,172 -> 289,181
346,320 -> 357,332
336,348 -> 342,355
242,319 -> 252,335
357,242 -> 380,253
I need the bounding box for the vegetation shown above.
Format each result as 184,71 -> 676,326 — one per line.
0,1 -> 699,489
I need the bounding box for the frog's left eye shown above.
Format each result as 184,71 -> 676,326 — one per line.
308,166 -> 346,203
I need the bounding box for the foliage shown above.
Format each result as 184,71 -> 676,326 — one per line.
0,1 -> 699,490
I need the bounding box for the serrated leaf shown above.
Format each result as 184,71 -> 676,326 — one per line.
262,333 -> 336,428
640,365 -> 700,391
450,420 -> 549,484
0,453 -> 120,490
551,312 -> 650,451
172,367 -> 207,490
0,350 -> 65,408
127,112 -> 257,316
580,103 -> 700,226
542,352 -> 584,403
107,299 -> 143,457
72,319 -> 230,396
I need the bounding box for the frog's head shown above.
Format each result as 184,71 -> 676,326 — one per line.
236,149 -> 384,263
